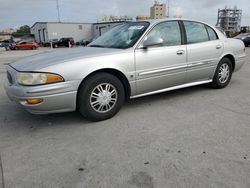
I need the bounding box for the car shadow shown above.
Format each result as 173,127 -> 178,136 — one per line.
1,84 -> 211,130
125,84 -> 211,106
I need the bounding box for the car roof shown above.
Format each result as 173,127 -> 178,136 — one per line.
132,18 -> 217,30
138,18 -> 206,24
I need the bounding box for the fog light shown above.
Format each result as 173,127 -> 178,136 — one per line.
26,98 -> 43,105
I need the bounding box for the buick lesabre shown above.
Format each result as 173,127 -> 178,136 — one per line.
5,19 -> 246,121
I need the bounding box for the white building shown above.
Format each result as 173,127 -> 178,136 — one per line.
30,22 -> 93,43
92,22 -> 124,38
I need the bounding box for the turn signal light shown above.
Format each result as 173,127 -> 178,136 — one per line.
26,98 -> 43,105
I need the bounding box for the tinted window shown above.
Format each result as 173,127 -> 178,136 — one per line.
206,26 -> 218,40
147,21 -> 182,47
184,21 -> 209,44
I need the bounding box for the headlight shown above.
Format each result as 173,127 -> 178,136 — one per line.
16,72 -> 64,86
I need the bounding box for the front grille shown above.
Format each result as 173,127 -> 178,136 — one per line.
7,71 -> 13,84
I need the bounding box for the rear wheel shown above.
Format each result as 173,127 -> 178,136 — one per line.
78,73 -> 125,121
211,58 -> 233,89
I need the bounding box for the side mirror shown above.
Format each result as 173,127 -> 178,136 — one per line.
141,36 -> 163,48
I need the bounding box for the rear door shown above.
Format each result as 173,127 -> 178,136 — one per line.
183,21 -> 223,83
135,21 -> 187,95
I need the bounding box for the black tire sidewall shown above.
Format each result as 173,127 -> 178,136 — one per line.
78,73 -> 125,121
212,58 -> 233,88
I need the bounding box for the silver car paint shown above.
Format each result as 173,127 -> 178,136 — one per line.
4,18 -> 246,114
135,45 -> 187,95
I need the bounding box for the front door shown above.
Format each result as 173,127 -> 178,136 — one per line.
135,21 -> 187,95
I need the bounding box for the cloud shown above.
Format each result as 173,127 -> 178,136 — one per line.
172,7 -> 184,18
0,0 -> 249,29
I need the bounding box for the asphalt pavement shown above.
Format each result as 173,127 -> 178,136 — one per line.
0,47 -> 249,188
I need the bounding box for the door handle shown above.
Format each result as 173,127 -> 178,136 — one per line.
176,50 -> 184,55
216,45 -> 222,49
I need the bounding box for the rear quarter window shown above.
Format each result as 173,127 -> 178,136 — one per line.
206,26 -> 218,40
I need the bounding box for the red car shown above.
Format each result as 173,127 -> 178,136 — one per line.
13,41 -> 40,50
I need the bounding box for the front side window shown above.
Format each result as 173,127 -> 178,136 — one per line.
184,21 -> 209,44
89,22 -> 149,49
147,21 -> 182,47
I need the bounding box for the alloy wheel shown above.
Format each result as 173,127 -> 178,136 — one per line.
218,63 -> 230,84
90,83 -> 118,113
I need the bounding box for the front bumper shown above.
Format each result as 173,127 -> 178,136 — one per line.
4,67 -> 81,114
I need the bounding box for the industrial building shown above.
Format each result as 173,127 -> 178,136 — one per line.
136,16 -> 151,21
216,6 -> 242,32
30,22 -> 93,43
30,1 -> 170,44
101,15 -> 133,22
30,21 -> 125,43
150,0 -> 167,19
92,22 -> 124,39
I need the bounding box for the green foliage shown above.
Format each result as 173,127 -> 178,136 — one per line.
15,25 -> 31,34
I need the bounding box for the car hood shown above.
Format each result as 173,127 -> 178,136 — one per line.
10,47 -> 123,71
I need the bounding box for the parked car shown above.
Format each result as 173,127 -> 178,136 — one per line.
57,37 -> 74,47
234,33 -> 250,46
13,41 -> 40,50
43,39 -> 59,48
5,19 -> 246,121
75,39 -> 91,46
0,39 -> 15,50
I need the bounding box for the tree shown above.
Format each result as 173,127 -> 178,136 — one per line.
15,25 -> 31,34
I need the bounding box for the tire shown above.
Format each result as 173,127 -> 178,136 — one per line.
78,73 -> 125,121
211,58 -> 233,89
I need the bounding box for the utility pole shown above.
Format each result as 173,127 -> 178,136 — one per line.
167,0 -> 170,17
56,0 -> 61,22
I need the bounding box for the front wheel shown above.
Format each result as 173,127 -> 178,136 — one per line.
78,73 -> 125,121
211,58 -> 233,89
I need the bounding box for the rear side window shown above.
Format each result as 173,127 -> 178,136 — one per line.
206,26 -> 218,40
184,21 -> 209,44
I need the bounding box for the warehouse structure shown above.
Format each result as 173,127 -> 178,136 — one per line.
30,22 -> 124,43
92,22 -> 123,38
30,22 -> 93,43
216,6 -> 242,32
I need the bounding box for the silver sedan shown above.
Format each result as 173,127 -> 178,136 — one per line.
4,19 -> 246,121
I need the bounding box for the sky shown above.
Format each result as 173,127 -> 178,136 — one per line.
0,0 -> 249,30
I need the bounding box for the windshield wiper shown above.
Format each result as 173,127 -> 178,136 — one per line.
88,44 -> 106,48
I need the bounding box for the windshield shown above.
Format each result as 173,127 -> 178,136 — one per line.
89,22 -> 150,49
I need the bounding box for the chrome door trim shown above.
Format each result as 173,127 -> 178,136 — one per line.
187,60 -> 215,68
138,64 -> 187,76
130,79 -> 212,99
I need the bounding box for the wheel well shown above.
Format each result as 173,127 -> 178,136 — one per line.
223,54 -> 235,71
77,69 -> 131,100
